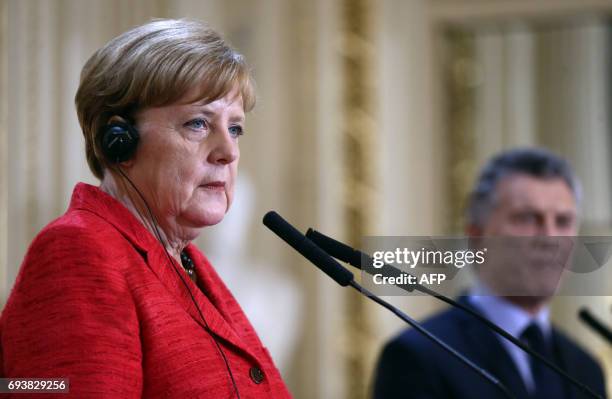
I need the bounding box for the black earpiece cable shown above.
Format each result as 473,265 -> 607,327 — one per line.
115,167 -> 241,399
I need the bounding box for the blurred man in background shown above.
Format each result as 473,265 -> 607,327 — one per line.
373,148 -> 607,399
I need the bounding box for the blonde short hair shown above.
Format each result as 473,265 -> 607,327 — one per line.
75,19 -> 256,179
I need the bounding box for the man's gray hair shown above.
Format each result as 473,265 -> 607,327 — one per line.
467,147 -> 582,226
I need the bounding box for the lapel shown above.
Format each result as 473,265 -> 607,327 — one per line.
69,183 -> 260,361
551,329 -> 580,399
455,297 -> 532,399
186,245 -> 268,353
144,246 -> 260,360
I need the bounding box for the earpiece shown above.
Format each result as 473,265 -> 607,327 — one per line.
101,121 -> 139,163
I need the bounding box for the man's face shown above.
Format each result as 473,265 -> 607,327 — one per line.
472,174 -> 578,307
480,174 -> 578,237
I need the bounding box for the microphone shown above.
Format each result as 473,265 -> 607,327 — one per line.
306,228 -> 604,399
263,211 -> 353,286
579,307 -> 612,345
263,211 -> 516,399
306,228 -> 416,292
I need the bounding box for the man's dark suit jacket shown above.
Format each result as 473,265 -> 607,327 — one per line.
373,298 -> 607,399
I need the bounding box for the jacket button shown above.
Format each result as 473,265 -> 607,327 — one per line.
249,366 -> 265,384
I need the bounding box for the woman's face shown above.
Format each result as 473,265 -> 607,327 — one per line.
125,89 -> 245,235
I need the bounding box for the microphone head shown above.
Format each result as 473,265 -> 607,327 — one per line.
306,228 -> 363,268
578,307 -> 590,320
578,307 -> 612,345
262,210 -> 280,227
263,211 -> 304,248
263,211 -> 354,286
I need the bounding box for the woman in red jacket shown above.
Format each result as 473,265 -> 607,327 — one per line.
1,19 -> 291,398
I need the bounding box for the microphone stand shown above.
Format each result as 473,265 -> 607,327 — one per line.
263,211 -> 516,399
306,228 -> 604,399
348,280 -> 516,399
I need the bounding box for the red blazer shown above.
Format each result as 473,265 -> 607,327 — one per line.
0,183 -> 292,398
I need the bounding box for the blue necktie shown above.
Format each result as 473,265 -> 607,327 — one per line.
520,323 -> 566,399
